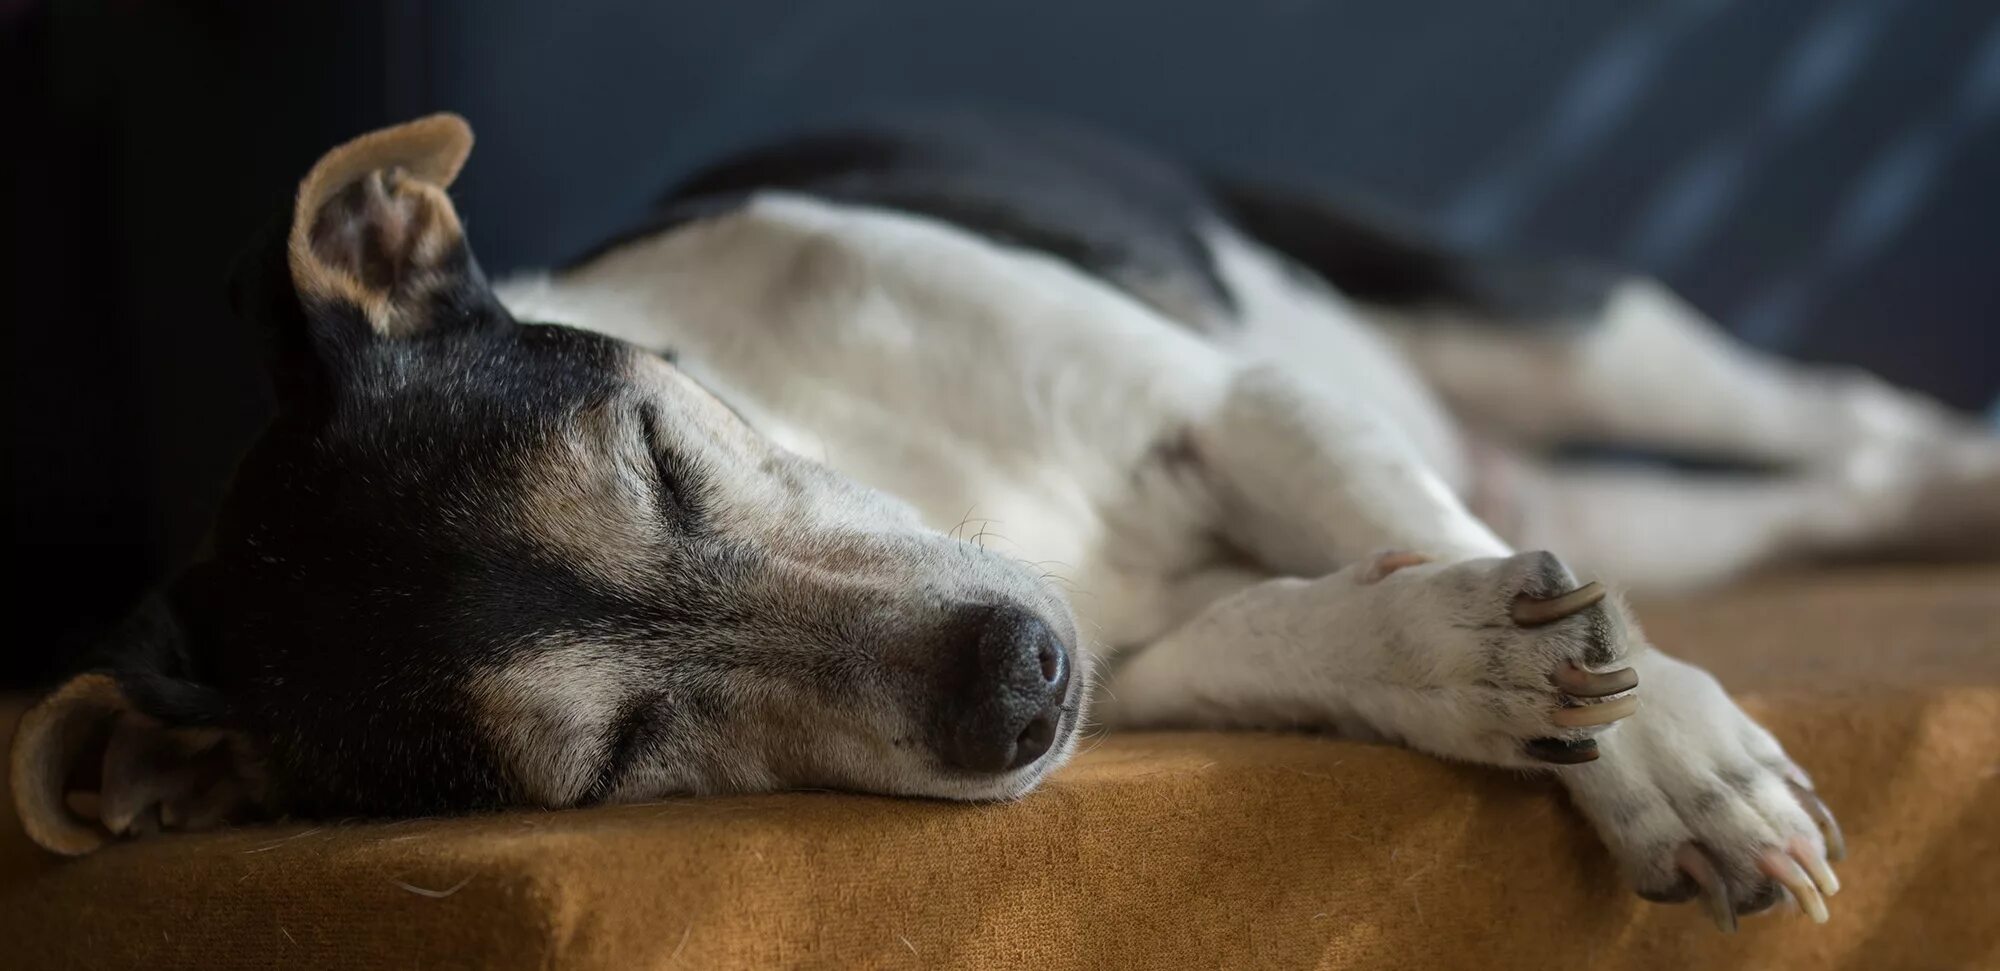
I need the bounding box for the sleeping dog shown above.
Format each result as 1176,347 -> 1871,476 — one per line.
17,111 -> 2000,931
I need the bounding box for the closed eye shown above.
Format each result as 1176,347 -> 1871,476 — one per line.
638,405 -> 703,529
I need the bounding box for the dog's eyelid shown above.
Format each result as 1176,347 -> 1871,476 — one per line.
636,404 -> 700,526
635,403 -> 664,454
636,406 -> 675,489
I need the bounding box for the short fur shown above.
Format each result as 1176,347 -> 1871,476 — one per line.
18,110 -> 1999,928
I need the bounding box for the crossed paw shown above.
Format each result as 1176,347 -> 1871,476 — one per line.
1367,548 -> 1844,930
1358,549 -> 1645,768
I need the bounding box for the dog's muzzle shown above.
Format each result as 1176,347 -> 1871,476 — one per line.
938,604 -> 1073,773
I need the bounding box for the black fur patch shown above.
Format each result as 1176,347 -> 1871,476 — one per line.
575,109 -> 1620,334
199,319 -> 636,816
579,111 -> 1240,327
1208,180 -> 1622,328
79,581 -> 231,728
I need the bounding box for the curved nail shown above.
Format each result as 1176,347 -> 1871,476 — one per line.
1759,850 -> 1829,923
1676,844 -> 1737,933
1552,694 -> 1641,728
1512,581 -> 1607,627
1787,781 -> 1846,863
1524,737 -> 1600,764
1553,661 -> 1639,698
1790,837 -> 1840,897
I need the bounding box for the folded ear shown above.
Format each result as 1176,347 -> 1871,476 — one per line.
286,112 -> 487,339
10,673 -> 261,855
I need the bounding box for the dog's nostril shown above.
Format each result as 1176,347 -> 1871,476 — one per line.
1012,708 -> 1059,769
1038,639 -> 1063,683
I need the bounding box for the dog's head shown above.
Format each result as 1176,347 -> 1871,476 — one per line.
11,116 -> 1086,854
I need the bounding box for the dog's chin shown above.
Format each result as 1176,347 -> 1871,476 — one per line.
911,741 -> 1078,803
984,720 -> 1085,802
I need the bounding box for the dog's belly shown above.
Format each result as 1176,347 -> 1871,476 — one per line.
500,191 -> 1468,648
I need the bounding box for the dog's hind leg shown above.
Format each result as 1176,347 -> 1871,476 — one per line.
1468,442 -> 2000,591
1400,279 -> 2000,568
1380,276 -> 1992,469
1210,179 -> 1985,469
1210,180 -> 1997,567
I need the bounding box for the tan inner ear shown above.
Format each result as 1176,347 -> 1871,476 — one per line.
287,113 -> 475,337
99,711 -> 247,836
9,674 -> 126,855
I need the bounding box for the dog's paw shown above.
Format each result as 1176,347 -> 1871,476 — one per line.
1559,656 -> 1844,931
1797,410 -> 2000,561
1360,549 -> 1645,768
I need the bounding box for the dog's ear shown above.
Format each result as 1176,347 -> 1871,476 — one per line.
229,113 -> 508,401
287,112 -> 482,339
9,590 -> 262,856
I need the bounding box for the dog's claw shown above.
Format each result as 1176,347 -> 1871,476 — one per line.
1553,661 -> 1640,699
1551,694 -> 1641,727
1788,781 -> 1846,862
1524,736 -> 1600,764
1760,850 -> 1830,923
1511,581 -> 1607,627
1676,844 -> 1737,933
1790,836 -> 1840,897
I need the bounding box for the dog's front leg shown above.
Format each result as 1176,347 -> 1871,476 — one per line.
1112,365 -> 1844,928
1101,553 -> 1844,930
1178,362 -> 1512,576
1100,550 -> 1644,770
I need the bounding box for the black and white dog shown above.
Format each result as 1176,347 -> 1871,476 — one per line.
17,111 -> 1999,931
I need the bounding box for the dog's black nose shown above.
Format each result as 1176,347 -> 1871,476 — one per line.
941,605 -> 1071,774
